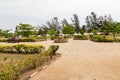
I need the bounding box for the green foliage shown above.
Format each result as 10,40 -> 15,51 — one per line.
101,22 -> 120,40
63,36 -> 73,39
0,45 -> 59,80
74,35 -> 88,40
102,38 -> 114,42
0,63 -> 19,80
80,25 -> 86,35
0,29 -> 13,38
71,14 -> 80,34
0,44 -> 45,54
20,38 -> 36,42
63,24 -> 75,34
54,38 -> 68,43
48,29 -> 57,36
0,38 -> 7,42
92,30 -> 99,35
90,35 -> 114,42
51,36 -> 58,40
16,23 -> 37,37
45,45 -> 59,56
90,35 -> 105,42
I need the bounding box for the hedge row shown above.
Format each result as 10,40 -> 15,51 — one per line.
54,38 -> 68,43
0,37 -> 47,43
90,35 -> 114,42
20,38 -> 37,42
0,44 -> 45,54
74,35 -> 88,40
0,38 -> 7,42
51,36 -> 58,40
0,45 -> 59,80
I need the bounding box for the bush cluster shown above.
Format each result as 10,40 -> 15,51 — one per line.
54,38 -> 68,43
35,36 -> 47,41
0,44 -> 45,54
0,45 -> 59,80
74,35 -> 88,40
90,35 -> 114,42
20,38 -> 36,42
45,45 -> 59,56
51,36 -> 58,40
63,36 -> 73,39
0,38 -> 7,42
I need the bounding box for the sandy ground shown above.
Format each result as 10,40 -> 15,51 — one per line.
1,39 -> 120,80
29,39 -> 120,80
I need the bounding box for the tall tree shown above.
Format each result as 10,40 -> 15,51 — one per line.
62,19 -> 69,27
71,14 -> 81,34
85,16 -> 92,36
47,17 -> 60,30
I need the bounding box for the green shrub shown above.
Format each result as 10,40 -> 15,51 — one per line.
74,35 -> 88,40
20,38 -> 36,42
49,45 -> 59,55
0,38 -> 7,42
0,44 -> 45,54
103,38 -> 114,42
115,38 -> 120,42
54,38 -> 68,43
34,36 -> 47,41
90,35 -> 114,42
45,45 -> 59,57
0,63 -> 19,80
51,36 -> 58,40
0,45 -> 59,80
64,36 -> 72,39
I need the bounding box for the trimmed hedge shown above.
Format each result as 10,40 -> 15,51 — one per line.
51,36 -> 58,40
20,38 -> 36,42
90,35 -> 114,42
64,36 -> 73,39
0,38 -> 7,42
0,44 -> 45,54
0,45 -> 59,80
54,38 -> 68,43
74,35 -> 88,40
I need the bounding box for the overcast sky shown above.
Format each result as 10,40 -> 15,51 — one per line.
0,0 -> 120,31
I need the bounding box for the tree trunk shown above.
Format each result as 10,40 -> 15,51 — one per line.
112,32 -> 116,41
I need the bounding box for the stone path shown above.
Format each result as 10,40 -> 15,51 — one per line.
30,39 -> 120,80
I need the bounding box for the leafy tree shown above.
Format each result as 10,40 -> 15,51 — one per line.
48,29 -> 57,36
63,24 -> 75,35
71,14 -> 81,34
0,29 -> 13,38
107,22 -> 120,40
15,23 -> 37,37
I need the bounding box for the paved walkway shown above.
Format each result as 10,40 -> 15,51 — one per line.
30,39 -> 120,80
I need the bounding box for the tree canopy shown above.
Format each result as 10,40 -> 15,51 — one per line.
63,24 -> 75,35
15,23 -> 37,37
